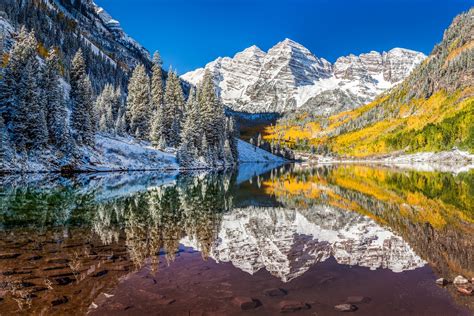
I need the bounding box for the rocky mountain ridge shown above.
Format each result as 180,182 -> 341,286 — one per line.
182,39 -> 426,114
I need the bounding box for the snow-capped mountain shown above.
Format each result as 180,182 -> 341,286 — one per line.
181,39 -> 426,114
182,205 -> 425,282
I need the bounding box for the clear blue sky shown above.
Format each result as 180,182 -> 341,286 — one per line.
95,0 -> 472,74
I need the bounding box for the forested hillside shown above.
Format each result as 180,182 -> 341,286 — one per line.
265,8 -> 473,158
0,0 -> 151,93
0,1 -> 239,171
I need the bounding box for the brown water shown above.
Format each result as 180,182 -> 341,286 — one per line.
0,164 -> 473,315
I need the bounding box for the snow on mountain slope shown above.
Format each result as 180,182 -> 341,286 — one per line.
237,139 -> 286,163
182,39 -> 426,114
182,205 -> 425,282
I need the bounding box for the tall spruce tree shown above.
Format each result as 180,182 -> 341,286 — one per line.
70,49 -> 95,146
96,83 -> 121,134
0,115 -> 13,168
162,70 -> 184,147
126,64 -> 151,139
42,48 -> 70,150
150,51 -> 165,146
0,27 -> 48,151
197,69 -> 228,165
19,58 -> 48,149
177,88 -> 201,166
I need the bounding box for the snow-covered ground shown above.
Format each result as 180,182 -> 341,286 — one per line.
1,136 -> 285,173
298,149 -> 474,173
237,139 -> 286,163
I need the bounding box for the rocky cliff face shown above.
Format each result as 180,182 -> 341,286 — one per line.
181,205 -> 425,282
182,39 -> 425,114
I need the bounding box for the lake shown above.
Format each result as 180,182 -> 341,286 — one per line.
0,164 -> 473,315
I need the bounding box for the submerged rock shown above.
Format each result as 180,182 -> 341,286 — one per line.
279,300 -> 310,313
456,286 -> 473,296
453,275 -> 469,285
51,296 -> 69,306
232,296 -> 260,310
263,288 -> 288,297
334,303 -> 358,312
346,296 -> 371,304
436,278 -> 448,286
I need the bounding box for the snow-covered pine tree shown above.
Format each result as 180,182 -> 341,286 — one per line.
70,49 -> 95,146
162,70 -> 184,147
177,88 -> 201,167
126,64 -> 151,140
42,48 -> 71,151
151,51 -> 164,113
0,26 -> 31,121
95,83 -> 121,134
225,117 -> 239,164
0,26 -> 47,151
150,52 -> 166,147
197,69 -> 227,165
19,57 -> 48,149
0,115 -> 14,168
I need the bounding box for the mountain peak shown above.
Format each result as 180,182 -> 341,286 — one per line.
181,39 -> 425,113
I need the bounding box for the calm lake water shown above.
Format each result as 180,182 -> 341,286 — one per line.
0,164 -> 473,315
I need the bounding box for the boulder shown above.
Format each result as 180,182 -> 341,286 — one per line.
279,300 -> 310,313
453,275 -> 469,285
435,278 -> 448,286
263,288 -> 288,297
51,296 -> 69,306
456,286 -> 473,296
334,304 -> 358,312
232,296 -> 260,310
346,296 -> 371,304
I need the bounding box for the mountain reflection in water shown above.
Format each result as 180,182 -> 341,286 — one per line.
0,165 -> 472,315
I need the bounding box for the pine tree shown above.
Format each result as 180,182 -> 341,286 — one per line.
162,70 -> 184,147
150,51 -> 165,146
126,64 -> 151,140
18,58 -> 48,149
177,88 -> 201,166
70,49 -> 95,146
95,83 -> 121,134
0,115 -> 13,168
42,48 -> 70,150
197,69 -> 227,164
0,27 -> 48,151
151,51 -> 164,113
0,26 -> 32,122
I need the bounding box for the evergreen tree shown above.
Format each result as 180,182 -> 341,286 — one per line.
96,83 -> 121,134
42,48 -> 70,150
18,58 -> 48,149
0,115 -> 13,167
70,49 -> 95,146
162,70 -> 184,147
177,88 -> 201,166
197,69 -> 228,164
126,64 -> 151,139
151,51 -> 164,112
0,27 -> 48,151
150,51 -> 165,146
0,26 -> 32,122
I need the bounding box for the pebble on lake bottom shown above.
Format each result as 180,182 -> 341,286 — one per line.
279,300 -> 310,313
334,303 -> 358,312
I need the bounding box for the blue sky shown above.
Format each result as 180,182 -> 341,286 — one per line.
95,0 -> 472,74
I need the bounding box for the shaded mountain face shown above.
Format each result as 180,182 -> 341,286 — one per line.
182,39 -> 426,114
0,0 -> 151,92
